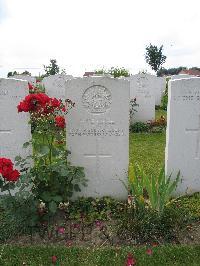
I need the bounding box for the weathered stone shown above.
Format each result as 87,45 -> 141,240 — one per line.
66,76 -> 129,200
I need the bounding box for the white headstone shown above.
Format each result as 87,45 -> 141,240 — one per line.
171,74 -> 194,80
127,73 -> 155,123
11,75 -> 36,85
42,74 -> 73,100
166,77 -> 200,195
0,78 -> 32,163
151,75 -> 166,105
66,76 -> 129,200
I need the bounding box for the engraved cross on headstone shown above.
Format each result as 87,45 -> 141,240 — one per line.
84,137 -> 111,178
0,130 -> 12,134
185,115 -> 200,159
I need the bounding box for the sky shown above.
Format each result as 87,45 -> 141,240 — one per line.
0,0 -> 200,77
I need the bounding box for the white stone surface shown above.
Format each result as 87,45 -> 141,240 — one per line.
66,76 -> 129,200
165,77 -> 200,195
171,74 -> 194,80
127,73 -> 155,123
11,75 -> 36,85
42,74 -> 73,99
151,76 -> 166,105
0,78 -> 31,163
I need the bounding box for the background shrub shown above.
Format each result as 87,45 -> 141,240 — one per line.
130,122 -> 149,133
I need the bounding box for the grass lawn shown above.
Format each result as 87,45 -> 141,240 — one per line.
130,132 -> 165,176
1,245 -> 200,266
129,109 -> 167,176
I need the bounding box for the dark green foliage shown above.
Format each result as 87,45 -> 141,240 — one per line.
161,77 -> 170,110
68,197 -> 124,222
145,44 -> 166,74
157,66 -> 186,77
0,195 -> 38,242
7,71 -> 18,77
161,91 -> 168,110
21,70 -> 32,75
43,59 -> 60,76
7,70 -> 32,77
130,122 -> 149,133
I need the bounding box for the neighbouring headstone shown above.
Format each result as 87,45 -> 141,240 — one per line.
66,76 -> 129,200
11,75 -> 36,85
171,74 -> 194,80
127,73 -> 155,123
42,74 -> 73,99
0,78 -> 32,163
151,75 -> 166,105
165,77 -> 200,195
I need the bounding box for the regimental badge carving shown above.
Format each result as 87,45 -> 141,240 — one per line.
82,85 -> 112,113
136,75 -> 148,88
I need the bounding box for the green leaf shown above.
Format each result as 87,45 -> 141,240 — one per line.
41,192 -> 52,202
37,145 -> 50,156
23,142 -> 30,148
15,155 -> 22,162
49,201 -> 57,214
74,184 -> 81,192
52,195 -> 63,202
51,147 -> 60,157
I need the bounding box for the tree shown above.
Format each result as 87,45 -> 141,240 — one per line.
157,66 -> 187,77
145,44 -> 166,75
7,71 -> 18,77
95,67 -> 130,78
43,59 -> 60,76
21,70 -> 31,76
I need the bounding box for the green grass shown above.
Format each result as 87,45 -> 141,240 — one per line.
0,245 -> 200,266
129,110 -> 167,176
130,132 -> 166,176
155,109 -> 167,119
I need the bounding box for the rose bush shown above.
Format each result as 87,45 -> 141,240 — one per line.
15,84 -> 86,225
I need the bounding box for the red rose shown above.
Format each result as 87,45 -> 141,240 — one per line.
5,169 -> 20,182
17,93 -> 50,113
55,116 -> 65,128
43,97 -> 61,114
50,98 -> 61,108
0,157 -> 20,182
0,158 -> 13,176
17,100 -> 30,112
